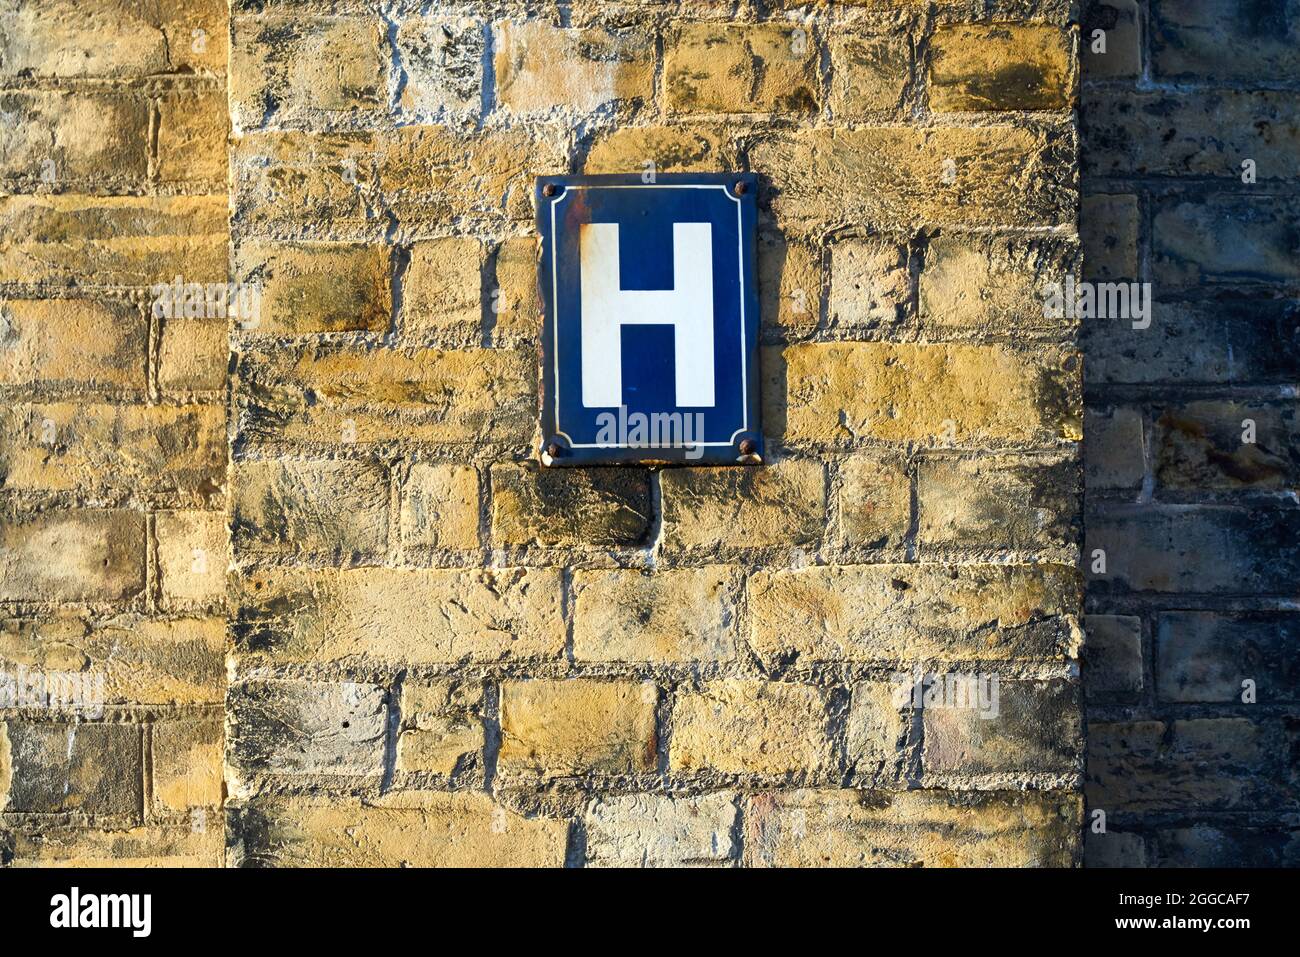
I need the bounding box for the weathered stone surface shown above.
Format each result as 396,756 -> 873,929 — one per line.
230,15 -> 385,129
159,318 -> 226,392
395,15 -> 483,119
917,453 -> 1079,551
1084,406 -> 1145,491
0,298 -> 146,390
399,462 -> 479,552
572,566 -> 740,665
584,125 -> 732,174
491,464 -> 652,548
778,342 -> 1081,447
1084,830 -> 1148,868
0,195 -> 227,285
585,792 -> 737,867
1080,193 -> 1139,280
745,789 -> 1081,866
1086,506 -> 1300,595
227,680 -> 387,782
749,563 -> 1081,666
396,680 -> 483,776
837,455 -> 911,549
232,127 -> 566,236
1153,195 -> 1300,288
1152,825 -> 1300,868
229,130 -> 377,236
670,680 -> 833,776
152,718 -> 223,813
231,459 -> 389,564
1084,89 -> 1300,180
666,23 -> 819,115
659,457 -> 825,551
0,0 -> 1091,867
0,510 -> 145,602
829,33 -> 910,116
378,125 -> 567,226
231,792 -> 567,867
918,234 -> 1081,334
0,90 -> 149,186
1150,0 -> 1300,81
403,237 -> 480,342
156,510 -> 227,605
157,90 -> 228,184
1081,0 -> 1141,78
234,566 -> 564,666
930,24 -> 1073,111
0,721 -> 141,817
491,236 -> 542,343
757,231 -> 820,339
0,0 -> 227,77
751,126 -> 1075,232
1155,400 -> 1297,491
922,678 -> 1081,777
0,615 -> 224,706
1083,614 -> 1143,701
1156,611 -> 1300,704
495,22 -> 653,117
846,681 -> 908,782
828,237 -> 909,331
235,346 -> 534,447
1087,719 -> 1287,811
236,241 -> 391,335
4,824 -> 224,867
232,790 -> 564,868
1083,299 -> 1300,386
499,680 -> 657,777
0,402 -> 224,501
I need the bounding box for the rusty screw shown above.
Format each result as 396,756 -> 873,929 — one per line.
546,442 -> 560,458
543,183 -> 558,197
734,181 -> 747,196
739,438 -> 757,455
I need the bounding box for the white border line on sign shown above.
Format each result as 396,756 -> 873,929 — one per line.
549,183 -> 748,449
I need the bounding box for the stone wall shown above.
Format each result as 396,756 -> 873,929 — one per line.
1080,0 -> 1300,867
221,0 -> 1083,867
3,0 -> 1088,867
0,0 -> 228,864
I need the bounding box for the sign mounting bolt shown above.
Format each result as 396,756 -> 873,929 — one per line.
543,184 -> 558,197
739,438 -> 756,455
734,181 -> 747,195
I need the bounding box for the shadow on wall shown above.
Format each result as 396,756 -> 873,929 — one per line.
1079,0 -> 1300,867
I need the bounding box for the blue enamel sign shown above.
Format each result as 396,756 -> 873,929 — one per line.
536,173 -> 762,467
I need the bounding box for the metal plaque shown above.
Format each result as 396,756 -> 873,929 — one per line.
536,172 -> 762,467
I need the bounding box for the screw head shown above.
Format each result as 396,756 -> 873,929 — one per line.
542,183 -> 558,197
734,181 -> 747,196
546,442 -> 560,458
739,438 -> 757,455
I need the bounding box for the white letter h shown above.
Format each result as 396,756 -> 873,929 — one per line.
579,222 -> 715,408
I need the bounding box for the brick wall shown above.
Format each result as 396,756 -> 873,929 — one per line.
221,0 -> 1082,867
1081,0 -> 1300,866
0,0 -> 228,864
3,0 -> 1086,867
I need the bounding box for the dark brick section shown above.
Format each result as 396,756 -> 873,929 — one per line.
1082,0 -> 1300,866
1082,299 -> 1300,386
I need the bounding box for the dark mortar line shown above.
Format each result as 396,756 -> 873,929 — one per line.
379,669 -> 405,794
482,680 -> 502,796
